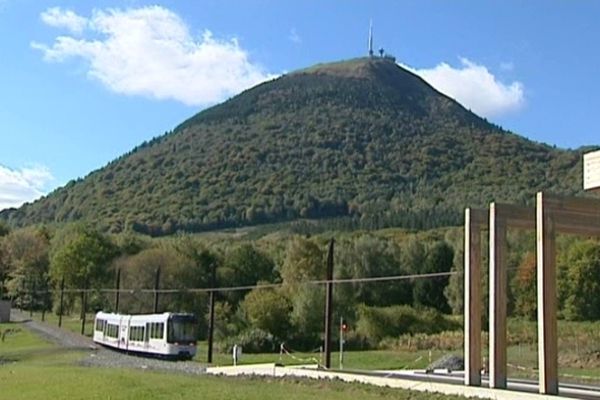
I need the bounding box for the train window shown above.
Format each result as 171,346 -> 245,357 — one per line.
129,326 -> 145,341
95,319 -> 105,332
167,317 -> 197,343
106,324 -> 118,338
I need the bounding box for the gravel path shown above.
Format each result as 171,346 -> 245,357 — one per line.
10,310 -> 96,350
10,309 -> 207,375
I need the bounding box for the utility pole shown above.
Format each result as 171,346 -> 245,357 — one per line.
324,238 -> 335,369
114,268 -> 121,313
58,277 -> 65,328
81,280 -> 88,335
153,267 -> 161,313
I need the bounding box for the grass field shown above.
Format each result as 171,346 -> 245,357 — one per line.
1,321 -> 470,400
21,311 -> 600,385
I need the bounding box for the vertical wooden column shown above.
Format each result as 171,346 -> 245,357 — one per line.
207,261 -> 217,364
536,192 -> 558,395
489,203 -> 507,389
323,238 -> 335,369
464,208 -> 485,386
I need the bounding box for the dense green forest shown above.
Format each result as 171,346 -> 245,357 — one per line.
2,221 -> 600,352
0,58 -> 590,235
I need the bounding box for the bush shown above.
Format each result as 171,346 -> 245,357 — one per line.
355,304 -> 460,348
218,328 -> 279,354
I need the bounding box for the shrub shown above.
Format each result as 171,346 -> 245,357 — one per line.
218,328 -> 278,354
355,304 -> 460,348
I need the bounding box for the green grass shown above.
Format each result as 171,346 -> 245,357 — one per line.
26,311 -> 94,337
0,322 -> 55,359
23,312 -> 600,386
0,321 -> 469,400
195,341 -> 451,371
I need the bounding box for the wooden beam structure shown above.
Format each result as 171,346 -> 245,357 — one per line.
464,208 -> 487,386
536,192 -> 600,395
488,203 -> 534,389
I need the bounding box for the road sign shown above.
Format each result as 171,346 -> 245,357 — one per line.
584,150 -> 600,192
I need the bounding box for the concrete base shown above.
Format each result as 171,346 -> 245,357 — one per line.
206,364 -> 599,400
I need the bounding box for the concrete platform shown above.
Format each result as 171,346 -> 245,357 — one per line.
206,363 -> 600,400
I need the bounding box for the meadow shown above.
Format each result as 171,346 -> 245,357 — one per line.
18,310 -> 600,387
1,320 -> 470,400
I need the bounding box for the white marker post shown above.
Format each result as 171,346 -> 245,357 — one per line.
232,344 -> 242,366
339,317 -> 347,369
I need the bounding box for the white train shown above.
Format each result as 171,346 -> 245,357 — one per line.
93,311 -> 198,360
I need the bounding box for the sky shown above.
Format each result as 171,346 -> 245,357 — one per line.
1,1 -> 599,210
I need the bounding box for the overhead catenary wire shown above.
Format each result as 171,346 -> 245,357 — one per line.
26,270 -> 462,295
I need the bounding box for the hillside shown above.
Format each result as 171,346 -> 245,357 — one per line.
0,57 -> 585,235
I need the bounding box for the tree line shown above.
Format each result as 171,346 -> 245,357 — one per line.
1,221 -> 599,352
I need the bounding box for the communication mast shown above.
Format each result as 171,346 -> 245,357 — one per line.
368,20 -> 374,57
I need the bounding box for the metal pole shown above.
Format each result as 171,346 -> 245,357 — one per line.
324,238 -> 335,369
114,268 -> 121,313
58,277 -> 64,328
153,267 -> 161,313
207,262 -> 216,363
339,316 -> 344,369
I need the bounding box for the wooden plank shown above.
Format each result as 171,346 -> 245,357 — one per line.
536,192 -> 558,395
542,193 -> 600,215
489,203 -> 507,389
553,210 -> 600,236
493,203 -> 535,229
464,208 -> 486,386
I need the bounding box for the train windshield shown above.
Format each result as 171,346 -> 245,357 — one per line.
167,315 -> 197,343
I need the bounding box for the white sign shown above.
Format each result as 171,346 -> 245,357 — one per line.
584,150 -> 600,191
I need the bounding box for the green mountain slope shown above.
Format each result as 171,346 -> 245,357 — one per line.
0,57 -> 586,235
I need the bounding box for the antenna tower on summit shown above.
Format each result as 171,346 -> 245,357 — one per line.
368,20 -> 374,57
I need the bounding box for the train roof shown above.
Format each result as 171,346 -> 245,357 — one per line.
95,311 -> 196,319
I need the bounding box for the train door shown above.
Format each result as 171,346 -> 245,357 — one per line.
122,316 -> 130,350
145,323 -> 150,351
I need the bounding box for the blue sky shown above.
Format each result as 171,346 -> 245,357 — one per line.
1,0 -> 599,210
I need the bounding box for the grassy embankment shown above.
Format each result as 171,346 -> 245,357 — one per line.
0,320 -> 469,400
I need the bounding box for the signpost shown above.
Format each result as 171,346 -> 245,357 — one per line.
584,150 -> 600,192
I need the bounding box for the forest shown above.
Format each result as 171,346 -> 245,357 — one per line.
2,219 -> 599,353
0,58 -> 589,236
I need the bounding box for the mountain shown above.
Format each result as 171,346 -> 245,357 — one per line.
0,57 -> 586,235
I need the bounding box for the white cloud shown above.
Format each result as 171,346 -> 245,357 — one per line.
289,28 -> 301,44
0,165 -> 54,210
41,7 -> 87,34
32,6 -> 275,106
407,58 -> 525,118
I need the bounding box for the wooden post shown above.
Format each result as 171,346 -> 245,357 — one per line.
114,268 -> 121,313
324,238 -> 335,369
153,267 -> 161,313
464,209 -> 486,386
207,262 -> 216,364
537,192 -> 558,395
58,277 -> 64,328
489,203 -> 507,389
